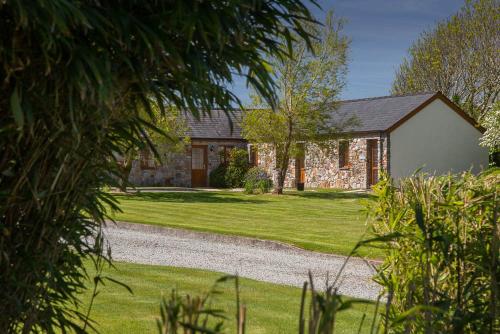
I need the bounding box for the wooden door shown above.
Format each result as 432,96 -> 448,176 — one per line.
367,140 -> 378,186
191,145 -> 208,187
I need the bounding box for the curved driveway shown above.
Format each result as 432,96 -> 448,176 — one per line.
103,221 -> 381,300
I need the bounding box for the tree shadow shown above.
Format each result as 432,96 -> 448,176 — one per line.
114,191 -> 268,204
285,191 -> 374,200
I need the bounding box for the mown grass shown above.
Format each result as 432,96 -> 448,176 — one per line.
81,261 -> 376,334
110,189 -> 381,258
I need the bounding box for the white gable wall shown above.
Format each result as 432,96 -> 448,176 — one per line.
390,98 -> 489,179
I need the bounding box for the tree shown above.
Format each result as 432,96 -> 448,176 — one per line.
242,11 -> 350,194
392,0 -> 499,121
480,102 -> 500,164
0,1 -> 316,332
480,102 -> 500,149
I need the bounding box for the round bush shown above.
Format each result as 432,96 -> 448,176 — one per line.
244,167 -> 273,194
224,149 -> 250,188
209,164 -> 228,188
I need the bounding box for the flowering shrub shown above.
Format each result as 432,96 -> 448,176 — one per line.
243,167 -> 273,194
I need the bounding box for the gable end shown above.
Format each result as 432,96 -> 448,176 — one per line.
386,92 -> 485,134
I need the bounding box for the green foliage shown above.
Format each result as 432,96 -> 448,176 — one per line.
209,164 -> 228,188
209,149 -> 250,188
225,149 -> 251,188
0,1 -> 316,332
480,101 -> 500,150
243,167 -> 273,194
242,11 -> 352,193
368,172 -> 500,333
392,0 -> 499,120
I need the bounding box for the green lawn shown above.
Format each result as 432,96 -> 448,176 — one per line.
81,261 -> 376,333
111,189 -> 381,258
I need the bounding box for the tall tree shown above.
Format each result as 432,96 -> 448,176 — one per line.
392,0 -> 500,121
242,11 -> 350,194
0,1 -> 316,332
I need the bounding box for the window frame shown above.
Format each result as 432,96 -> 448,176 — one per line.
140,149 -> 156,170
249,145 -> 258,166
218,145 -> 234,165
338,140 -> 350,169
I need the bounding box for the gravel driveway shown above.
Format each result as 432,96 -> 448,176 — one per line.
103,221 -> 381,300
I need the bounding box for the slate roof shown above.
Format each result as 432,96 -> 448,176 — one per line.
183,92 -> 438,139
184,110 -> 244,139
329,92 -> 436,133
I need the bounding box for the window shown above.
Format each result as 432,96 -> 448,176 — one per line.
249,145 -> 258,166
339,141 -> 349,169
140,149 -> 156,170
218,145 -> 234,164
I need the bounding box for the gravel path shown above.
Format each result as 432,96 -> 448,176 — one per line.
103,221 -> 381,300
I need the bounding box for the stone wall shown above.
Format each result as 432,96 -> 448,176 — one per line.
127,148 -> 191,187
257,134 -> 388,190
126,134 -> 389,189
306,138 -> 367,189
127,139 -> 247,187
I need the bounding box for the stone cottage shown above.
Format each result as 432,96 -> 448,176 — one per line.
127,110 -> 247,187
127,92 -> 488,189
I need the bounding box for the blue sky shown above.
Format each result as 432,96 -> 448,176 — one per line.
231,0 -> 463,104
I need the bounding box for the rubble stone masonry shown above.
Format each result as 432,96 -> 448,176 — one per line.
257,135 -> 388,190
128,139 -> 246,187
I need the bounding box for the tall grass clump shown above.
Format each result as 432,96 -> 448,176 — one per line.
369,171 -> 499,333
157,272 -> 375,334
157,276 -> 240,334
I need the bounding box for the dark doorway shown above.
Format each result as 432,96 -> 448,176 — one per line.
367,139 -> 379,186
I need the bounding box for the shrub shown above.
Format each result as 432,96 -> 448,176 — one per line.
209,164 -> 228,188
224,149 -> 250,188
244,167 -> 273,194
368,171 -> 500,333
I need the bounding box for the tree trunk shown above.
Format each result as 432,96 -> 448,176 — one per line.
274,163 -> 288,195
273,118 -> 293,194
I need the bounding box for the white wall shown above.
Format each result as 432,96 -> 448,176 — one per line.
390,99 -> 489,179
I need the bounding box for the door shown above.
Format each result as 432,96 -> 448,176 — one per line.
367,140 -> 378,186
191,145 -> 208,187
295,144 -> 306,188
295,157 -> 305,187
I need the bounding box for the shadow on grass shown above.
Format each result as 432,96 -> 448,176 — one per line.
285,191 -> 374,200
114,191 -> 268,204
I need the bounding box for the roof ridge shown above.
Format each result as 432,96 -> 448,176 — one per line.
340,91 -> 436,103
